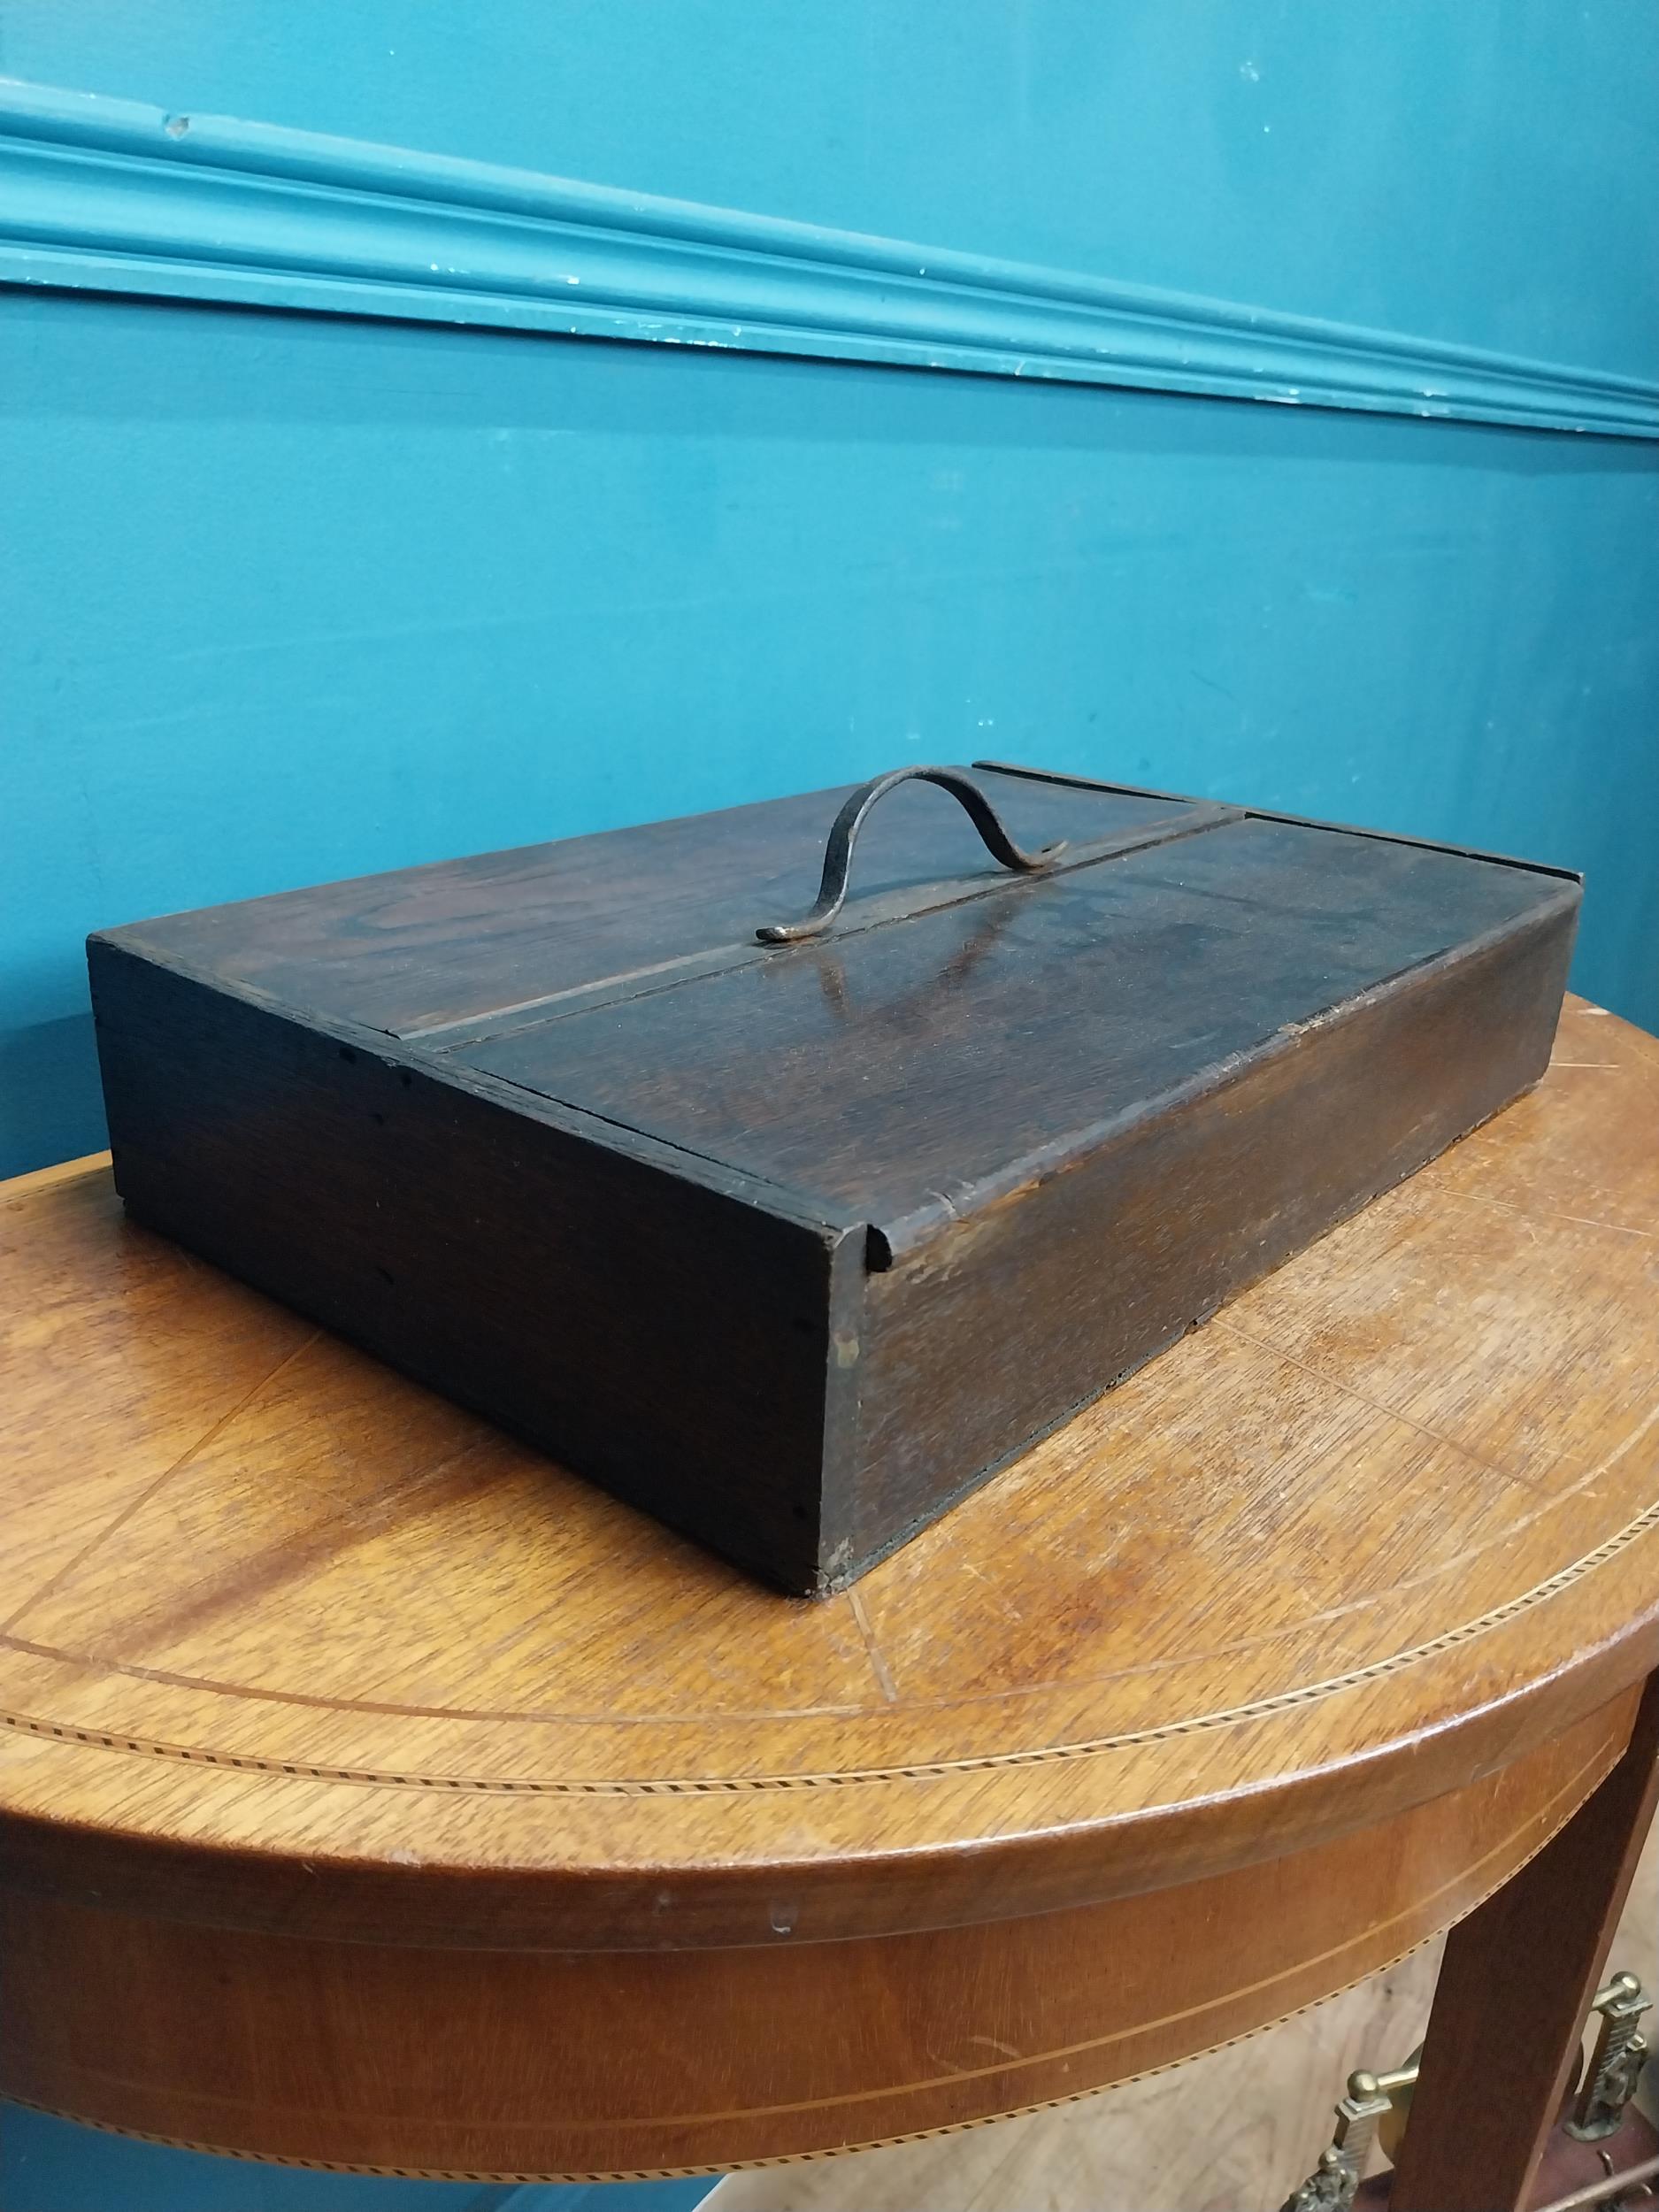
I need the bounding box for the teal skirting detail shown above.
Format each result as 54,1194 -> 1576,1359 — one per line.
1,75 -> 1655,440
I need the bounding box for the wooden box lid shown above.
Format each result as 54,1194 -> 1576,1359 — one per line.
114,762 -> 1575,1259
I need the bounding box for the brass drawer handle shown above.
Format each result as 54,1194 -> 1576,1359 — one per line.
756,766 -> 1065,945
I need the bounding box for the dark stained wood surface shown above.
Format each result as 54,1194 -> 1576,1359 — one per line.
110,767 -> 1190,1038
2,997 -> 1658,2175
849,896 -> 1571,1556
86,938 -> 846,1594
461,812 -> 1573,1229
88,764 -> 1579,1590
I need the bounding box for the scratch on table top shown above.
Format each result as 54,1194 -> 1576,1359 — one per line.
1443,1187 -> 1654,1241
847,1586 -> 899,1704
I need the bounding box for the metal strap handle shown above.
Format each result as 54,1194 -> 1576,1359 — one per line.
756,767 -> 1065,944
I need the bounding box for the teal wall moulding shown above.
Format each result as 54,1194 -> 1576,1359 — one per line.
2,75 -> 1657,441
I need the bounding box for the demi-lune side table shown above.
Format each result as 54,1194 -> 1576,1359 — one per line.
2,996 -> 1656,2212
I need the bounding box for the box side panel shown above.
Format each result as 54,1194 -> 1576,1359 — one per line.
846,895 -> 1579,1578
88,942 -> 837,1594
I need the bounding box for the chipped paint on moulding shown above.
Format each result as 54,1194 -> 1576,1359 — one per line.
0,77 -> 1656,439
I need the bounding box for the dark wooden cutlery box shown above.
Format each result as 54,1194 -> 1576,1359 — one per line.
88,762 -> 1579,1594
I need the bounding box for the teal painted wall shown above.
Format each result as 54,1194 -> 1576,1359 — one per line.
1,0 -> 1656,374
0,2108 -> 718,2212
0,5 -> 1655,2199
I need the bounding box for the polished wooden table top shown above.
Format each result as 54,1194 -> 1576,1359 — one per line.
2,996 -> 1657,2178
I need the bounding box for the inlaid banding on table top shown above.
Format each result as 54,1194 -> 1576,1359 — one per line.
3,1470 -> 1658,1796
4,1375 -> 1657,1735
0,1724 -> 1619,2181
2,1307 -> 1655,1763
